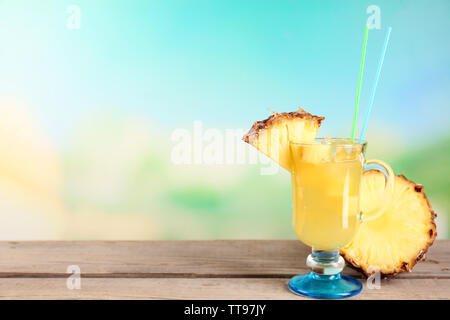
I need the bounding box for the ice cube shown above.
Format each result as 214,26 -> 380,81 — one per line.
321,137 -> 334,145
334,144 -> 362,162
301,143 -> 332,163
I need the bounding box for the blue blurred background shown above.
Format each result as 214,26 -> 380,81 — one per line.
0,0 -> 448,239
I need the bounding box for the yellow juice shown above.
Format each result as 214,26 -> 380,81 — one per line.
290,144 -> 363,250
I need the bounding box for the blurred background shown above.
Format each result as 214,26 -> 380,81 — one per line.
0,0 -> 448,240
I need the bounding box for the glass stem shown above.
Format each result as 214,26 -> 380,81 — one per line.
306,248 -> 345,276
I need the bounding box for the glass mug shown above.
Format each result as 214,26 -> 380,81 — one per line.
288,138 -> 394,299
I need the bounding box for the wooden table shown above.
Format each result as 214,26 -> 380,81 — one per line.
0,240 -> 448,299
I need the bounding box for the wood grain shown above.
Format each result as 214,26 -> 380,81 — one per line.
0,278 -> 448,300
0,240 -> 448,279
0,240 -> 448,299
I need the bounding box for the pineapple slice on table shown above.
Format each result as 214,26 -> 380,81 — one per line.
341,170 -> 437,277
242,108 -> 324,170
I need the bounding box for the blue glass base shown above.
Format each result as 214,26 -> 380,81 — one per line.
288,272 -> 362,299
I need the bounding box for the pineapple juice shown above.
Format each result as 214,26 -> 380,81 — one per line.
290,144 -> 363,250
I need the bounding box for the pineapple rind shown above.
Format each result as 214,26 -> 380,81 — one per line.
341,170 -> 437,277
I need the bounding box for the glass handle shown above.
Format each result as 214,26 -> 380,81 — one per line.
361,159 -> 395,222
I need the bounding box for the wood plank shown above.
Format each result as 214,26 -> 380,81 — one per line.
0,240 -> 448,279
0,278 -> 448,300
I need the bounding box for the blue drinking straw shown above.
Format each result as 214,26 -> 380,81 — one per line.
359,27 -> 392,143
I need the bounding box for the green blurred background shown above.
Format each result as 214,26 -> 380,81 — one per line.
0,0 -> 448,240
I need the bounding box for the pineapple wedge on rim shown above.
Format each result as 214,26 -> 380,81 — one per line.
341,170 -> 437,277
242,107 -> 324,170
